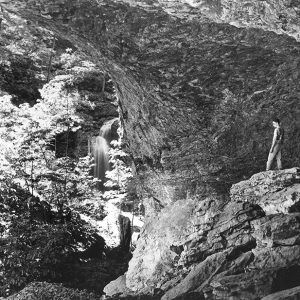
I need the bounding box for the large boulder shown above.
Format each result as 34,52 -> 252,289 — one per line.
118,169 -> 300,299
230,168 -> 300,214
125,196 -> 264,294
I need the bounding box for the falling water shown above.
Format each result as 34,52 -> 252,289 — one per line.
93,136 -> 109,188
93,118 -> 117,188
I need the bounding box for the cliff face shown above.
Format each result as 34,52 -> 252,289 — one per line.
1,0 -> 300,202
112,0 -> 300,41
1,0 -> 300,298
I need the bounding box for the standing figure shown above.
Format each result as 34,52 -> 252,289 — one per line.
266,118 -> 284,171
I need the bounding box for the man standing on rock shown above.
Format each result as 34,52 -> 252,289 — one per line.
266,118 -> 284,171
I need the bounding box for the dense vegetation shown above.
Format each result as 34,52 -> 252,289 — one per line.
0,83 -> 99,296
0,50 -> 135,297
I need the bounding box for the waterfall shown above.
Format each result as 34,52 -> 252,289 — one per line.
93,118 -> 118,188
93,135 -> 109,188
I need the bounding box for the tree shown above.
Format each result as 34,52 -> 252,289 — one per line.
0,74 -> 103,296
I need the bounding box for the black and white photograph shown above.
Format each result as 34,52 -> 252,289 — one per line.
0,0 -> 300,299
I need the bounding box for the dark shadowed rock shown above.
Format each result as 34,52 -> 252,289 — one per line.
249,245 -> 300,271
262,286 -> 300,300
118,215 -> 132,253
207,269 -> 276,300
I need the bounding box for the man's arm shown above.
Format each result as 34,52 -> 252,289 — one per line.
270,128 -> 279,153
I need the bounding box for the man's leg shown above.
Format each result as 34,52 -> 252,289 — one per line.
266,151 -> 275,171
276,148 -> 282,170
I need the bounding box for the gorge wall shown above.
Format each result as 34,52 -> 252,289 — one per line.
1,0 -> 300,299
1,0 -> 300,205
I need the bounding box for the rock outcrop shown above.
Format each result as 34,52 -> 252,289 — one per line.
231,167 -> 300,214
105,168 -> 300,299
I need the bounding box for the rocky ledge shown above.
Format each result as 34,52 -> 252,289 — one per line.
105,168 -> 300,299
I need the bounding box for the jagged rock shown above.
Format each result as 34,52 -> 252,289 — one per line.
208,264 -> 300,300
251,214 -> 300,247
162,250 -> 254,300
161,251 -> 229,300
262,286 -> 300,300
207,269 -> 276,300
125,196 -> 263,294
121,170 -> 300,299
250,245 -> 300,271
231,168 -> 300,214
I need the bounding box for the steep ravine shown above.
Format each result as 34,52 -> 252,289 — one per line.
0,0 -> 300,299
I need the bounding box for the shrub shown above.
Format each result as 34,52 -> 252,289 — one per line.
6,281 -> 99,300
0,204 -> 104,297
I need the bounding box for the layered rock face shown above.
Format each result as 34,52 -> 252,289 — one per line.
1,0 -> 300,204
105,168 -> 300,299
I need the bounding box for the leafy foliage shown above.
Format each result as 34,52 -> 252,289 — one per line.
0,67 -> 105,296
104,124 -> 133,192
6,281 -> 98,300
105,140 -> 133,192
0,190 -> 104,296
2,218 -> 77,294
0,76 -> 96,203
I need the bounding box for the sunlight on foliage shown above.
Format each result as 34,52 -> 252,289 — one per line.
0,70 -> 105,296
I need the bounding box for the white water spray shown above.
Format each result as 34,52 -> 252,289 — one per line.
93,118 -> 118,188
93,136 -> 109,187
